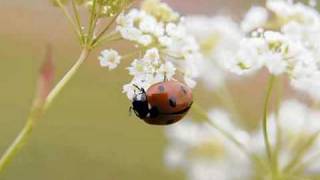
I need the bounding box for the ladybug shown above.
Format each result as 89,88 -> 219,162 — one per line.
131,80 -> 193,125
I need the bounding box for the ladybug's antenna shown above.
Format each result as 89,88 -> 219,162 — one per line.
132,84 -> 142,91
132,84 -> 146,94
163,73 -> 168,82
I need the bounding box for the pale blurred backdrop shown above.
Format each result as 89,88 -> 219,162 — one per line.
0,0 -> 263,180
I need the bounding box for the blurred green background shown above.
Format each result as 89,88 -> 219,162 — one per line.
0,0 -> 263,179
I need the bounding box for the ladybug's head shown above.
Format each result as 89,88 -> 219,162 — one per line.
131,87 -> 149,119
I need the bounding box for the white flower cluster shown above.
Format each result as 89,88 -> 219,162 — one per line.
99,0 -> 200,100
184,16 -> 243,90
165,100 -> 320,179
229,0 -> 320,100
165,109 -> 251,180
183,0 -> 320,100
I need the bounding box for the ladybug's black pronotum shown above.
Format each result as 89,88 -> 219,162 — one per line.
131,80 -> 193,125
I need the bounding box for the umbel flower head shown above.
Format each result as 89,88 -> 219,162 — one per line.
52,0 -> 132,17
222,0 -> 320,101
184,16 -> 243,90
99,0 -> 201,100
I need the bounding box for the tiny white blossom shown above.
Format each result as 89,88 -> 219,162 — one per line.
263,52 -> 288,75
226,37 -> 265,75
159,61 -> 176,80
99,49 -> 121,70
185,16 -> 244,89
241,6 -> 269,32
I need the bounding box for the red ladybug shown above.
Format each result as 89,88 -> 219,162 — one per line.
131,80 -> 193,125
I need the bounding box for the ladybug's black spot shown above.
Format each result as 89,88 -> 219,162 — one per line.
181,86 -> 187,95
169,97 -> 177,108
158,85 -> 165,92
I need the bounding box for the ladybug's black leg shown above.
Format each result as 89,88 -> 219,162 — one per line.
163,73 -> 168,82
129,106 -> 133,116
133,109 -> 140,117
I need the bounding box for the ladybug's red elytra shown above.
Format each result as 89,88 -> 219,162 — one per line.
131,80 -> 193,125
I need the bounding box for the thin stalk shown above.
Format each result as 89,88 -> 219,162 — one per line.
56,0 -> 80,38
273,77 -> 283,179
0,48 -> 90,173
284,131 -> 320,174
293,149 -> 320,173
87,0 -> 98,44
0,107 -> 41,172
262,75 -> 277,177
44,48 -> 90,111
71,0 -> 85,45
92,33 -> 122,48
92,13 -> 121,46
91,0 -> 135,46
191,103 -> 266,168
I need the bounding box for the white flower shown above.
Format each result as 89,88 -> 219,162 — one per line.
141,0 -> 180,22
266,0 -> 320,26
241,6 -> 269,32
99,49 -> 121,70
159,61 -> 176,80
291,70 -> 320,100
139,15 -> 164,37
116,3 -> 201,99
226,37 -> 265,75
116,9 -> 156,46
185,16 -> 244,89
144,47 -> 160,61
122,83 -> 136,100
263,52 -> 288,75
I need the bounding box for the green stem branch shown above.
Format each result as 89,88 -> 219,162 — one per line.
56,0 -> 80,38
262,75 -> 277,177
191,103 -> 266,168
71,0 -> 85,45
0,48 -> 90,173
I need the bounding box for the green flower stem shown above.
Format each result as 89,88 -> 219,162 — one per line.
87,0 -> 98,44
293,143 -> 320,173
284,131 -> 320,174
56,0 -> 81,40
71,0 -> 85,45
92,13 -> 121,46
262,75 -> 278,177
0,48 -> 90,173
0,107 -> 42,173
44,48 -> 90,111
274,77 -> 283,179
